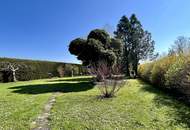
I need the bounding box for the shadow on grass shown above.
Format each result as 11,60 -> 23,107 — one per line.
9,81 -> 94,94
138,80 -> 190,128
47,77 -> 93,82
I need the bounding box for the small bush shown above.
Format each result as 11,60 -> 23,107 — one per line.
89,61 -> 125,98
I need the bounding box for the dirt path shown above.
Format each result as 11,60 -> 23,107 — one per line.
31,93 -> 60,130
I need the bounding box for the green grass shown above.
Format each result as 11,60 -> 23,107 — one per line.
0,76 -> 92,129
0,76 -> 190,130
50,78 -> 190,130
0,80 -> 51,129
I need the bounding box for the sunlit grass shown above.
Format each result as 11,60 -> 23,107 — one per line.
50,79 -> 190,130
0,76 -> 190,130
0,76 -> 91,130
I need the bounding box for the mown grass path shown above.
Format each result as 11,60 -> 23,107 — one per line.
31,92 -> 60,130
0,80 -> 52,130
0,76 -> 190,130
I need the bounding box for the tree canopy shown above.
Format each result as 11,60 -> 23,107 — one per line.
69,29 -> 123,67
69,14 -> 156,77
114,14 -> 156,75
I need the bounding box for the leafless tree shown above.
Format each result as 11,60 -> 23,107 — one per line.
8,63 -> 19,82
0,62 -> 25,82
88,61 -> 126,98
169,36 -> 190,55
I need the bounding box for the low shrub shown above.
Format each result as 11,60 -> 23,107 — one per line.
89,61 -> 125,98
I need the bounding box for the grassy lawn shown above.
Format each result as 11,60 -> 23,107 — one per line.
0,81 -> 50,129
0,76 -> 190,130
0,76 -> 92,130
50,78 -> 190,130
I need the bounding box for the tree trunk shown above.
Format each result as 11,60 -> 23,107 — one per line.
125,62 -> 130,76
12,70 -> 17,82
134,66 -> 137,79
133,59 -> 138,79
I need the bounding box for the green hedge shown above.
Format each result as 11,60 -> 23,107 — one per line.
0,58 -> 86,82
138,54 -> 190,97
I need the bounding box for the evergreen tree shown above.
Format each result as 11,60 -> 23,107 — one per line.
115,14 -> 156,76
114,15 -> 131,75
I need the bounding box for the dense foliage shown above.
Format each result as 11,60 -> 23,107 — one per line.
138,36 -> 190,99
114,14 -> 156,75
69,14 -> 157,78
69,29 -> 125,98
138,52 -> 190,99
0,58 -> 85,82
69,29 -> 123,67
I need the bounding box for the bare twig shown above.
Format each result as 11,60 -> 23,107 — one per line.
89,61 -> 126,98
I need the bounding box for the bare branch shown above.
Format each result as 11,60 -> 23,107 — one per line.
89,60 -> 125,98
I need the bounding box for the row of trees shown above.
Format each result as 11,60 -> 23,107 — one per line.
69,14 -> 156,77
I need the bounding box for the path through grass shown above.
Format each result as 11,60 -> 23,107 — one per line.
0,80 -> 51,129
0,76 -> 190,130
50,79 -> 190,130
0,76 -> 93,130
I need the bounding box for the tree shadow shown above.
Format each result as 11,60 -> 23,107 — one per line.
47,77 -> 93,82
9,82 -> 94,94
138,80 -> 190,128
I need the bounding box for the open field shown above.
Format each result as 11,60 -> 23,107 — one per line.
0,76 -> 189,130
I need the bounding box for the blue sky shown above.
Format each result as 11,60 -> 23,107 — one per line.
0,0 -> 190,63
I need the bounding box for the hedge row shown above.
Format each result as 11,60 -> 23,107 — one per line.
0,58 -> 87,82
138,54 -> 190,97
